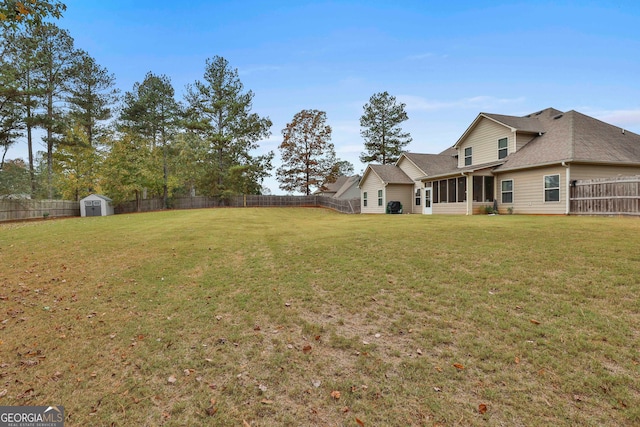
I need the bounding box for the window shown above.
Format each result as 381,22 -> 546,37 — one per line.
498,138 -> 508,159
415,188 -> 421,206
544,174 -> 560,202
378,189 -> 383,206
457,177 -> 466,202
363,192 -> 367,207
433,182 -> 439,203
501,180 -> 513,203
464,147 -> 472,166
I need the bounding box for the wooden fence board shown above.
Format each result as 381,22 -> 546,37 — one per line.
570,175 -> 640,216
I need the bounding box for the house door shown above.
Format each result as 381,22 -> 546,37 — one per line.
423,187 -> 432,215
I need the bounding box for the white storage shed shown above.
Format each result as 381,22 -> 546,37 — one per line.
80,194 -> 114,217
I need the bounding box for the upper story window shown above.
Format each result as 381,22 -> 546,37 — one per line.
498,138 -> 508,159
544,174 -> 560,202
464,147 -> 472,166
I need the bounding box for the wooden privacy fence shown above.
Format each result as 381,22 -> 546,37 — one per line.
0,199 -> 80,221
115,195 -> 361,214
570,176 -> 640,216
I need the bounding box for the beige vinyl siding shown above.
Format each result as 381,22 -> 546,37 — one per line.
458,119 -> 512,167
360,174 -> 385,214
396,157 -> 426,213
433,202 -> 467,215
570,164 -> 640,180
385,184 -> 413,213
495,166 -> 567,214
516,133 -> 536,151
396,156 -> 424,180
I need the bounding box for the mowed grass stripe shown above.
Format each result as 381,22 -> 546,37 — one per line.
1,209 -> 639,426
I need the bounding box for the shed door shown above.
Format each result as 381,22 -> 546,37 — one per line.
85,200 -> 102,216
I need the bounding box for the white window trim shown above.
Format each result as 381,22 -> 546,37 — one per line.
543,174 -> 561,203
464,147 -> 472,166
498,137 -> 508,159
501,179 -> 514,204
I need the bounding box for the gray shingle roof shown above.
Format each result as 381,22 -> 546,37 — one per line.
368,164 -> 414,184
497,109 -> 640,171
403,152 -> 458,176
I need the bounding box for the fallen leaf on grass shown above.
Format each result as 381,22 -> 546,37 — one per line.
514,356 -> 520,364
453,363 -> 465,370
478,403 -> 488,414
243,420 -> 252,427
260,399 -> 273,405
167,375 -> 177,384
356,417 -> 365,426
302,345 -> 312,354
530,319 -> 541,325
330,390 -> 341,399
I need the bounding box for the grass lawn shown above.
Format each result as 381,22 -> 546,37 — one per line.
1,208 -> 639,426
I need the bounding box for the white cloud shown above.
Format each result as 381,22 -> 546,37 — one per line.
398,95 -> 526,112
593,109 -> 640,130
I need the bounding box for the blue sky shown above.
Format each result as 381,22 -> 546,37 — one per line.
7,0 -> 640,194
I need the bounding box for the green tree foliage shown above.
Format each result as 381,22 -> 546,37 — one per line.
359,91 -> 412,165
276,109 -> 335,195
184,56 -> 273,196
1,26 -> 42,194
31,23 -> 78,198
53,124 -> 101,200
0,0 -> 66,29
0,59 -> 24,165
119,72 -> 181,207
100,132 -> 155,208
0,158 -> 30,195
67,51 -> 119,146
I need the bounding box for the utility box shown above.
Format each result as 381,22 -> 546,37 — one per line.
386,201 -> 403,214
80,194 -> 114,217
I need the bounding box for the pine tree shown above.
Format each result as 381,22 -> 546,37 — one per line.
359,91 -> 412,164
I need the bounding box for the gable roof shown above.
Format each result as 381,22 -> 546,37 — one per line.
316,175 -> 349,194
497,109 -> 640,171
333,175 -> 361,198
402,152 -> 458,177
359,164 -> 414,188
454,107 -> 561,148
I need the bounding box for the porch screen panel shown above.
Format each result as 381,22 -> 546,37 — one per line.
439,180 -> 448,203
473,176 -> 483,202
484,176 -> 495,202
448,178 -> 456,202
457,177 -> 466,202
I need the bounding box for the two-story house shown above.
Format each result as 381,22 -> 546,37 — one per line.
359,107 -> 640,214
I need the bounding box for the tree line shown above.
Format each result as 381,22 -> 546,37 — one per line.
0,1 -> 413,205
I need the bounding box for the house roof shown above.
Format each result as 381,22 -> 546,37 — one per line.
315,175 -> 349,194
360,164 -> 414,187
497,109 -> 640,171
333,175 -> 360,198
402,152 -> 458,177
454,107 -> 561,148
